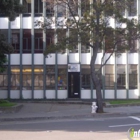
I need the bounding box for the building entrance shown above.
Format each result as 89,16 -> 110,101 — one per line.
68,72 -> 80,98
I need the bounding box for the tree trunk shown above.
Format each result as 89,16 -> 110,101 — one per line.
90,55 -> 104,113
94,81 -> 104,113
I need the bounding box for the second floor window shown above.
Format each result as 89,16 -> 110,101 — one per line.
35,0 -> 43,14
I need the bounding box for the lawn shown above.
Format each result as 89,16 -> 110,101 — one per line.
0,100 -> 16,107
109,100 -> 140,105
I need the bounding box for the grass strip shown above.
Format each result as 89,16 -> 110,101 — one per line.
109,100 -> 140,105
0,100 -> 16,107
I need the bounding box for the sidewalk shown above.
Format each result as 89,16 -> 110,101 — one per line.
0,102 -> 140,122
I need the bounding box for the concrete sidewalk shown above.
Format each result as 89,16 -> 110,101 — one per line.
0,102 -> 140,122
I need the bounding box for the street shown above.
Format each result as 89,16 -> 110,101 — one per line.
0,116 -> 140,140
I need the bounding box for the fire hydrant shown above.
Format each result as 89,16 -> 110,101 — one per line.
91,102 -> 98,113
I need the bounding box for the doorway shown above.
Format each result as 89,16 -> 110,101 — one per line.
68,72 -> 80,98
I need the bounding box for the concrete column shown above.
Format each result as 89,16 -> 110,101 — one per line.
137,0 -> 140,99
31,0 -> 35,99
54,1 -> 58,99
78,0 -> 82,99
43,0 -> 46,99
90,0 -> 93,99
19,0 -> 23,99
8,19 -> 11,100
125,4 -> 129,99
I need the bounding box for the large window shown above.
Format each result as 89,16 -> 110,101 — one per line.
46,1 -> 54,17
93,65 -> 103,89
35,30 -> 43,53
34,66 -> 43,90
69,29 -> 78,53
56,1 -> 66,17
23,66 -> 44,90
46,66 -> 55,89
23,0 -> 31,16
69,0 -> 78,16
11,66 -> 20,90
11,30 -> 20,53
81,65 -> 90,89
117,65 -> 126,89
57,29 -> 66,53
44,29 -> 55,53
22,66 -> 32,90
0,70 -> 8,90
23,29 -> 31,53
35,0 -> 43,15
105,65 -> 114,89
81,0 -> 90,16
58,65 -> 67,90
129,65 -> 137,89
128,0 -> 137,16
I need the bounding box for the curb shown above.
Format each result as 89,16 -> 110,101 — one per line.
1,112 -> 140,122
0,104 -> 23,114
105,103 -> 140,108
10,100 -> 140,107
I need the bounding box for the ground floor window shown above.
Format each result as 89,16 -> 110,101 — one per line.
0,74 -> 8,90
1,64 -> 139,91
129,65 -> 137,89
11,66 -> 20,90
81,65 -> 90,89
34,66 -> 44,90
117,65 -> 126,89
46,65 -> 55,89
105,65 -> 114,89
58,65 -> 67,90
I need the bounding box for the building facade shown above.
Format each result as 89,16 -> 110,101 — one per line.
0,0 -> 140,100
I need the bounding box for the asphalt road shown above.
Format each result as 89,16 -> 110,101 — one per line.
0,116 -> 140,140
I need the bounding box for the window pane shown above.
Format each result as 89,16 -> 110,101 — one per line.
34,66 -> 43,90
81,0 -> 90,16
11,30 -> 20,53
46,66 -> 55,89
23,66 -> 32,90
128,0 -> 137,16
23,0 -> 31,16
46,0 -> 54,17
117,65 -> 125,89
23,30 -> 31,53
69,0 -> 78,16
0,75 -> 8,89
81,65 -> 90,89
69,29 -> 78,53
58,65 -> 67,89
57,29 -> 66,53
105,65 -> 114,89
11,66 -> 20,90
129,65 -> 137,89
35,30 -> 43,53
56,1 -> 66,17
35,0 -> 43,14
